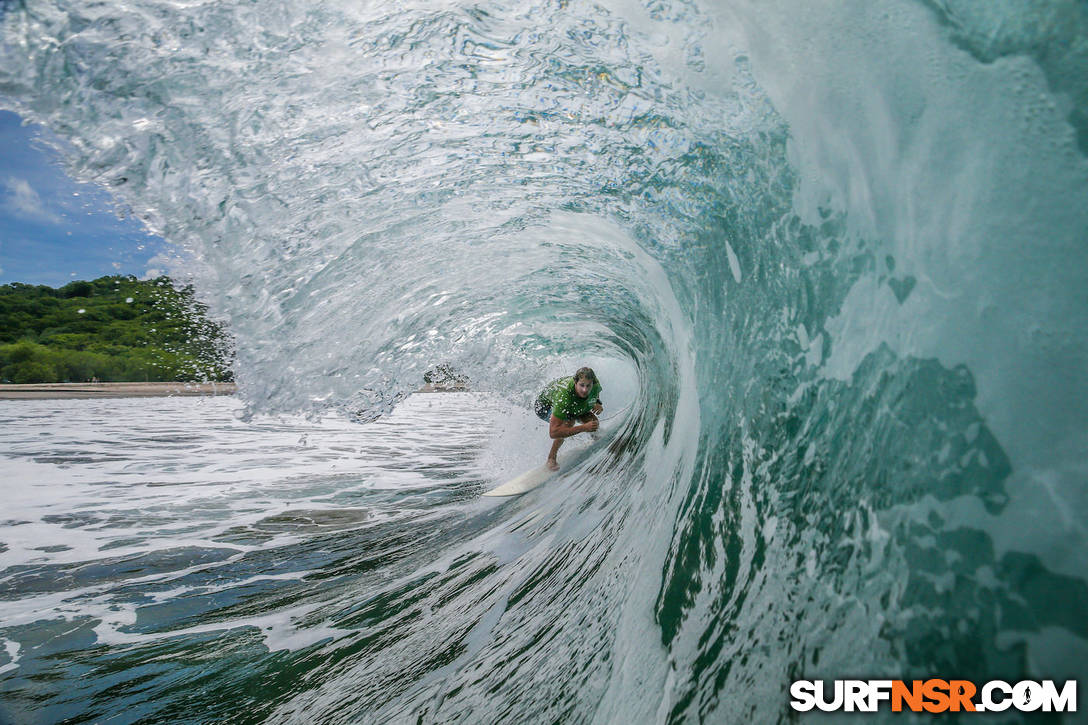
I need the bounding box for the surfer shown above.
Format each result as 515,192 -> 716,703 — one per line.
534,367 -> 603,471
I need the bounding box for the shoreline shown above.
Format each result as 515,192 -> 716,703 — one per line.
0,382 -> 237,399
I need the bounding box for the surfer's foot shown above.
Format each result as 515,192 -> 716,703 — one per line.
545,458 -> 559,471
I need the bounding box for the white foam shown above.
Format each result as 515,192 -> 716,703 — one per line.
0,638 -> 20,676
0,394 -> 496,650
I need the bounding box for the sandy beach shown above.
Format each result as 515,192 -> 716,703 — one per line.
0,382 -> 237,399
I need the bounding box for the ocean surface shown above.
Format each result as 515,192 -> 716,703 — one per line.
2,0 -> 1087,722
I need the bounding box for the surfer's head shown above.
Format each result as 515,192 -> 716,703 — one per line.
573,367 -> 597,398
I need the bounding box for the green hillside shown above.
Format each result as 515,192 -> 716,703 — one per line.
0,275 -> 234,384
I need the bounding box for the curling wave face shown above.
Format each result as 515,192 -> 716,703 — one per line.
2,0 -> 1087,721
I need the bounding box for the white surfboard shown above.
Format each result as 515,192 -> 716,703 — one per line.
482,465 -> 557,497
483,429 -> 608,497
482,404 -> 629,499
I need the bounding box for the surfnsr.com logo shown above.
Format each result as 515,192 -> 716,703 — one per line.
790,679 -> 1077,713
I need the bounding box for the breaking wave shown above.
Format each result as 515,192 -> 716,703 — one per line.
2,0 -> 1086,720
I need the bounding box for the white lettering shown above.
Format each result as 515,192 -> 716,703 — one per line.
790,678 -> 1076,714
982,681 -> 1013,712
844,680 -> 868,712
1040,680 -> 1077,713
868,680 -> 893,711
1014,681 -> 1043,711
790,681 -> 817,712
815,680 -> 844,712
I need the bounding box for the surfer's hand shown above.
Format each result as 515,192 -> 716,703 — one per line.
591,402 -> 603,415
581,418 -> 599,433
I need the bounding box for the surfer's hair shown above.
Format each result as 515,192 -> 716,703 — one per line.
574,367 -> 597,384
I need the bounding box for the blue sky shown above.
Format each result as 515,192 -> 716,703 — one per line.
0,109 -> 167,288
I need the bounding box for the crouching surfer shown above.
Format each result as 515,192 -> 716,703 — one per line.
534,367 -> 602,471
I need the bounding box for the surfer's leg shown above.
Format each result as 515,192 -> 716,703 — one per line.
546,437 -> 564,470
546,417 -> 575,470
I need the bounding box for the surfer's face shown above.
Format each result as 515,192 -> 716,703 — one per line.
574,378 -> 593,398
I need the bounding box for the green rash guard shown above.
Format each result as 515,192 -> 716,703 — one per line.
541,377 -> 602,421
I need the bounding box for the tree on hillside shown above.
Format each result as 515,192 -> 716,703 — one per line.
0,275 -> 234,383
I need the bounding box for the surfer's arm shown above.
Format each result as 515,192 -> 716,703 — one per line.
549,414 -> 593,438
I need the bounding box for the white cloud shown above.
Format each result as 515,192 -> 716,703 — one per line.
142,251 -> 183,280
3,176 -> 61,224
